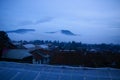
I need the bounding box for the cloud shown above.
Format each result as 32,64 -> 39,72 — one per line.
6,29 -> 35,34
108,22 -> 120,28
18,21 -> 34,26
17,17 -> 53,26
0,17 -> 54,29
35,17 -> 53,24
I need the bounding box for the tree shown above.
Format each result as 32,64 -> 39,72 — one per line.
0,31 -> 15,59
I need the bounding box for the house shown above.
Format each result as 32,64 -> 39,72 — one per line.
30,49 -> 50,64
1,49 -> 32,63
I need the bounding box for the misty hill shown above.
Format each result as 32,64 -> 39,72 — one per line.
46,30 -> 77,36
6,29 -> 35,34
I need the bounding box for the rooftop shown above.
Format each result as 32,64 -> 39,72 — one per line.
2,49 -> 31,59
0,61 -> 120,80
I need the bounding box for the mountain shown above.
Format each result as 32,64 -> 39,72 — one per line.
60,30 -> 76,36
46,30 -> 77,36
6,29 -> 35,34
7,29 -> 81,42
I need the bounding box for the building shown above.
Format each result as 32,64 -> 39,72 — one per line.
1,49 -> 32,63
30,49 -> 50,64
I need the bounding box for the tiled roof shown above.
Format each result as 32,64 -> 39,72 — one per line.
0,61 -> 120,80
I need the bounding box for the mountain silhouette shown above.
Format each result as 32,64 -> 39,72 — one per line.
6,29 -> 35,34
46,30 -> 77,36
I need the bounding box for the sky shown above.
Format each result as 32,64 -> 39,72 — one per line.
0,0 -> 120,44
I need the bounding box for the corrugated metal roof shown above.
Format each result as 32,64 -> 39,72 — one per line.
2,49 -> 32,59
0,61 -> 120,80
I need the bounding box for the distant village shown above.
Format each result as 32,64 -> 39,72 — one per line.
0,31 -> 120,68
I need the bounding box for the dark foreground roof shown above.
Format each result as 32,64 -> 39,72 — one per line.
2,49 -> 31,59
0,61 -> 120,80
